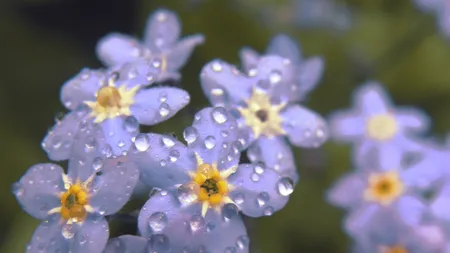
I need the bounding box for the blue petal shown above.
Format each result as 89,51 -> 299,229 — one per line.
200,60 -> 252,107
130,87 -> 190,125
96,33 -> 145,67
281,105 -> 328,148
104,235 -> 147,253
247,136 -> 298,183
42,109 -> 89,161
395,195 -> 426,226
354,82 -> 391,115
27,215 -> 68,253
228,164 -> 292,217
60,69 -> 105,110
129,133 -> 194,189
266,34 -> 301,64
72,217 -> 109,253
344,203 -> 381,240
401,152 -> 443,189
100,117 -> 136,155
297,56 -> 324,100
396,107 -> 430,133
89,159 -> 139,215
165,34 -> 205,72
138,191 -> 248,253
430,183 -> 450,221
379,143 -> 402,170
14,164 -> 64,219
189,107 -> 241,167
143,9 -> 180,51
326,172 -> 365,209
329,110 -> 365,142
116,58 -> 161,88
238,47 -> 260,73
438,8 -> 450,38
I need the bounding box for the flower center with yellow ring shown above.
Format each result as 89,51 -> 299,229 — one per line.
364,171 -> 404,206
366,113 -> 398,141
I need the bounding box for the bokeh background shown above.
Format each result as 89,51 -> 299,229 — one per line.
2,0 -> 450,252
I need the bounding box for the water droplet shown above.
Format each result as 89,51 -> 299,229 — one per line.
159,92 -> 168,103
161,136 -> 176,148
123,116 -> 139,132
148,234 -> 170,253
235,235 -> 249,250
251,173 -> 260,182
149,212 -> 168,232
92,157 -> 104,172
211,107 -> 228,124
204,136 -> 216,149
117,140 -> 125,148
160,159 -> 167,167
62,224 -> 74,239
224,247 -> 237,253
269,70 -> 282,84
159,103 -> 171,117
277,177 -> 294,196
11,182 -> 24,197
102,145 -> 113,158
169,149 -> 180,162
183,127 -> 198,144
263,206 -> 274,216
256,192 -> 270,207
206,221 -> 216,232
78,233 -> 87,245
189,215 -> 205,233
134,134 -> 150,152
248,68 -> 257,77
177,183 -> 198,205
98,206 -> 107,215
254,163 -> 265,174
222,203 -> 239,221
211,62 -> 223,72
232,192 -> 245,205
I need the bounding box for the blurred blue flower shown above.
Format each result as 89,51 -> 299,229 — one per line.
12,160 -> 139,253
413,0 -> 450,38
129,107 -> 294,252
42,66 -> 190,162
96,9 -> 204,82
329,81 -> 430,169
239,34 -> 324,103
200,58 -> 328,181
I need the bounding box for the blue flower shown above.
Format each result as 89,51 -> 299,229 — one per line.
239,33 -> 324,103
12,160 -> 139,253
200,58 -> 328,181
413,0 -> 450,38
42,66 -> 190,163
130,107 -> 294,252
329,81 -> 430,169
96,9 -> 204,82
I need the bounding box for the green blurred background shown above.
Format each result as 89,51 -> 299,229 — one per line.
2,0 -> 450,252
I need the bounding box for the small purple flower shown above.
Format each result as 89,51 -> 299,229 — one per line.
96,9 -> 204,82
329,81 -> 430,169
200,58 -> 328,181
42,66 -> 190,163
131,107 -> 293,252
239,34 -> 324,103
12,159 -> 139,253
413,0 -> 450,39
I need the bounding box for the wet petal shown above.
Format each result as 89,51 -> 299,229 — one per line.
116,58 -> 161,88
354,82 -> 391,115
282,105 -> 328,148
104,235 -> 147,253
326,172 -> 365,209
266,34 -> 301,64
228,164 -> 292,217
239,47 -> 260,73
247,137 -> 298,183
131,87 -> 190,125
430,183 -> 450,221
395,195 -> 426,226
189,107 -> 241,168
143,9 -> 180,50
396,108 -> 430,133
96,33 -> 145,67
165,34 -> 205,72
138,191 -> 248,253
129,133 -> 194,189
14,164 -> 64,219
89,159 -> 139,215
100,117 -> 136,155
60,69 -> 105,110
27,216 -> 68,252
72,217 -> 109,253
200,60 -> 252,107
329,110 -> 365,141
297,56 -> 324,100
42,109 -> 89,161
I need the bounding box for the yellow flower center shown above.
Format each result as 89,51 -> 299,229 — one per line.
84,74 -> 140,123
366,113 -> 398,141
186,153 -> 236,217
364,171 -> 404,206
380,245 -> 408,253
60,183 -> 89,222
238,88 -> 287,138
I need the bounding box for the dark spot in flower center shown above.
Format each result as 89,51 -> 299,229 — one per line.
256,109 -> 269,122
201,179 -> 219,196
65,193 -> 78,209
377,181 -> 392,194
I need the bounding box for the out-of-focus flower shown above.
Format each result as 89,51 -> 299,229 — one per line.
239,34 -> 324,103
329,81 -> 430,169
12,160 -> 139,253
96,9 -> 204,82
200,58 -> 328,181
413,0 -> 450,39
42,67 -> 190,162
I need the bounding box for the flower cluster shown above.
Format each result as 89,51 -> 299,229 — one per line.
13,9 -> 328,253
327,82 -> 450,252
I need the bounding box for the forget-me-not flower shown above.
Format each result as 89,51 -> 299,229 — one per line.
200,58 -> 328,182
96,9 -> 204,82
239,34 -> 324,103
12,158 -> 139,253
329,81 -> 430,169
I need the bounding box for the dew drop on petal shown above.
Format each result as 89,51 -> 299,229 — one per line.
189,214 -> 205,233
253,163 -> 265,175
232,193 -> 245,205
160,159 -> 167,167
211,61 -> 223,72
250,173 -> 260,182
169,149 -> 180,162
161,136 -> 176,148
92,157 -> 104,172
134,134 -> 150,152
159,103 -> 171,117
204,136 -> 216,149
149,212 -> 168,232
235,235 -> 250,250
62,224 -> 75,239
269,70 -> 282,84
148,234 -> 170,253
277,177 -> 294,196
222,203 -> 239,221
211,107 -> 228,124
183,127 -> 198,144
224,246 -> 237,253
263,206 -> 274,216
177,184 -> 198,205
11,182 -> 24,197
256,192 -> 270,207
123,116 -> 139,133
